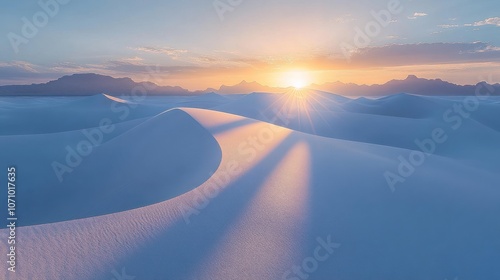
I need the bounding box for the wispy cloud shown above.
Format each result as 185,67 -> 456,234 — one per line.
347,42 -> 500,67
0,61 -> 38,73
408,12 -> 428,20
0,61 -> 53,85
472,17 -> 500,27
2,42 -> 500,87
123,56 -> 144,62
134,46 -> 188,58
438,24 -> 460,29
446,17 -> 500,28
414,12 -> 428,17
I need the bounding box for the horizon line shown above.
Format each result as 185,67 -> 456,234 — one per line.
1,73 -> 497,92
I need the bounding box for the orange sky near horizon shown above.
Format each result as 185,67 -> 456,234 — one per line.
130,61 -> 500,91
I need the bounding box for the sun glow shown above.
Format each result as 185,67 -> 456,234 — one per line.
281,70 -> 311,89
292,80 -> 306,89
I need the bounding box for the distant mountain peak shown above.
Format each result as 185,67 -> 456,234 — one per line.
311,75 -> 499,96
236,80 -> 260,86
213,80 -> 284,94
1,73 -> 498,97
0,73 -> 192,96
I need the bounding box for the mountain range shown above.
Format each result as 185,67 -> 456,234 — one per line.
0,73 -> 498,96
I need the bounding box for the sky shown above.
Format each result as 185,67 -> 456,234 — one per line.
1,0 -> 500,90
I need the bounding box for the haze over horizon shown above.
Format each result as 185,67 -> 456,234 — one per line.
2,0 -> 500,90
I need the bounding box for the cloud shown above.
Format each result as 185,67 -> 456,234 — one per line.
186,43 -> 500,72
408,12 -> 427,20
0,61 -> 38,73
134,46 -> 188,58
438,24 -> 459,29
123,57 -> 144,62
131,47 -> 255,68
438,18 -> 500,29
474,45 -> 500,52
103,60 -> 198,75
472,17 -> 500,27
0,61 -> 43,81
347,42 -> 500,67
0,61 -> 59,85
2,42 -> 500,86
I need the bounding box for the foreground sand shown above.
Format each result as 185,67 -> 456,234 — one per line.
1,92 -> 499,279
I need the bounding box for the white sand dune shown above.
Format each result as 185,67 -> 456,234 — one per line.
343,93 -> 447,118
0,94 -> 167,135
213,92 -> 500,165
0,108 -> 221,226
1,92 -> 499,279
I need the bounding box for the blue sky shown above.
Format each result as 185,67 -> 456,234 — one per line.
1,0 -> 499,89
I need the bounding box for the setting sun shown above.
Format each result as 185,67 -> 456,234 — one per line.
281,70 -> 311,89
292,80 -> 306,89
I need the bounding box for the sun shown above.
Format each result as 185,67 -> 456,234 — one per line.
292,79 -> 307,89
282,70 -> 311,89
